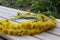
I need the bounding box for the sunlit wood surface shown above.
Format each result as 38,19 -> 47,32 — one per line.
0,6 -> 60,40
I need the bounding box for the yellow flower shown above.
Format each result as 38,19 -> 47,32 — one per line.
17,24 -> 22,29
49,15 -> 55,19
8,29 -> 16,35
28,29 -> 40,35
34,21 -> 42,28
38,16 -> 42,21
21,21 -> 33,28
34,29 -> 41,34
28,30 -> 35,36
51,22 -> 55,28
0,19 -> 9,27
0,19 -> 6,22
25,12 -> 31,15
53,19 -> 57,24
2,29 -> 8,34
39,14 -> 47,21
43,17 -> 47,21
8,22 -> 17,29
17,29 -> 27,36
43,21 -> 51,30
0,26 -> 4,32
17,30 -> 22,36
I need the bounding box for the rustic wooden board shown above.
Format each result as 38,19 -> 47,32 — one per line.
3,35 -> 40,40
34,32 -> 60,40
0,6 -> 60,40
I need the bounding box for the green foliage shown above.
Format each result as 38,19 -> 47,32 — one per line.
0,0 -> 3,5
0,0 -> 60,18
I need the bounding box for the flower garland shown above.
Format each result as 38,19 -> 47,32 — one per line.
0,12 -> 57,36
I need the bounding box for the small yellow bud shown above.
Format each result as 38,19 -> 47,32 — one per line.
25,12 -> 31,15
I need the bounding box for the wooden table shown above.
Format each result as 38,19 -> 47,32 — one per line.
0,6 -> 60,40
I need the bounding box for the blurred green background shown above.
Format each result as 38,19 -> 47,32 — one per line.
0,0 -> 60,18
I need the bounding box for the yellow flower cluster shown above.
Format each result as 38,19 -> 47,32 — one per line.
0,12 -> 57,36
0,17 -> 57,36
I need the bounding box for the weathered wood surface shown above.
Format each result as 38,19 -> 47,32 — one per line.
0,6 -> 60,40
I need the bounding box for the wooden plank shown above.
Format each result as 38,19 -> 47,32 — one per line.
2,35 -> 40,40
56,23 -> 60,28
0,8 -> 16,16
0,6 -> 60,40
47,28 -> 60,36
0,12 -> 14,19
34,32 -> 60,40
0,17 -> 4,20
0,6 -> 25,16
